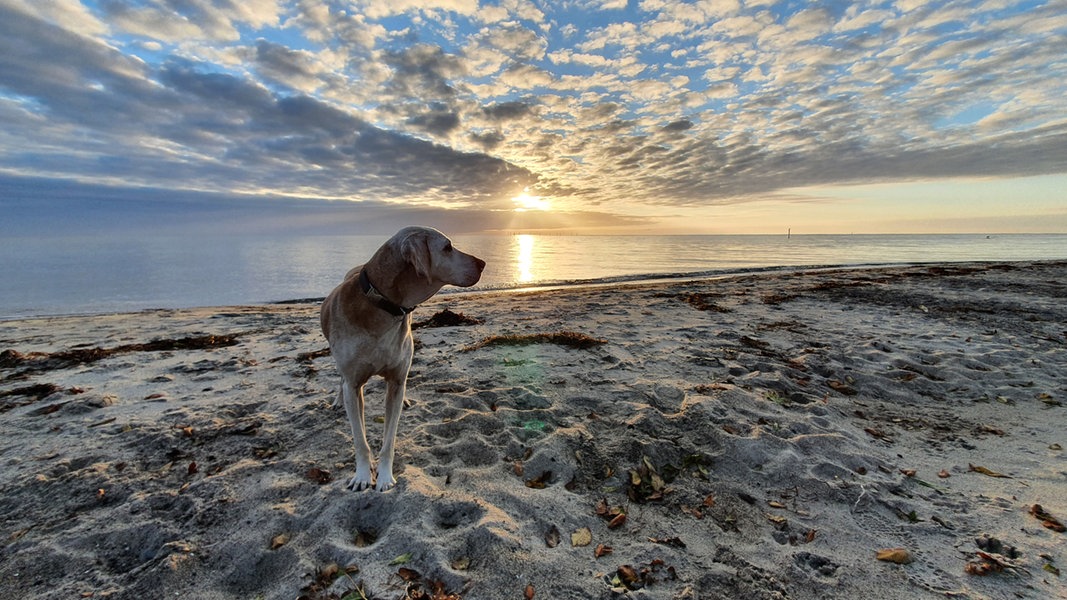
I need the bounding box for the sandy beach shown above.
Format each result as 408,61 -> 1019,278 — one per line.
1,261 -> 1065,600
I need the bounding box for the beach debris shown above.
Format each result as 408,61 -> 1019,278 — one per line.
965,552 -> 1027,577
595,543 -> 613,558
649,536 -> 686,548
270,533 -> 290,550
616,565 -> 641,589
863,427 -> 892,441
911,477 -> 946,494
525,470 -> 552,489
766,514 -> 789,529
0,383 -> 67,413
901,510 -> 923,523
524,584 -> 535,599
976,424 -> 1006,436
571,527 -> 592,547
544,526 -> 561,548
976,535 -> 1020,557
462,331 -> 606,352
571,523 -> 597,546
398,570 -> 462,600
1029,504 -> 1066,532
398,567 -> 421,581
827,380 -> 857,395
967,536 -> 1026,576
1038,393 -> 1061,407
627,456 -> 668,502
298,562 -> 362,600
305,467 -> 332,484
594,498 -> 627,529
760,291 -> 801,305
938,469 -> 951,478
968,464 -> 1011,478
1,334 -> 240,375
624,454 -> 707,504
411,309 -> 483,330
450,557 -> 470,571
389,553 -> 413,565
611,559 -> 678,591
677,292 -> 731,312
875,548 -> 913,564
1040,553 -> 1060,577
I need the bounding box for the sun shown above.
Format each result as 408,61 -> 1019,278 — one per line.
512,191 -> 551,212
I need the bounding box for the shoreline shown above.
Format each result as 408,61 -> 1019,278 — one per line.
7,258 -> 1065,323
1,260 -> 1065,599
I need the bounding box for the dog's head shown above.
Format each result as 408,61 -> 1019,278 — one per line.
396,226 -> 486,288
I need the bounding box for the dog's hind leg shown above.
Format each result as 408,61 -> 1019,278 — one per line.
341,379 -> 375,491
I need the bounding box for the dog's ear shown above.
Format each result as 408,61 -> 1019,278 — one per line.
401,233 -> 433,282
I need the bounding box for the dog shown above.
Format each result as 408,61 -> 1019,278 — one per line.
320,227 -> 486,491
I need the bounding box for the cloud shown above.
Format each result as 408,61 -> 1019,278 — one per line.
1,0 -> 1065,233
249,39 -> 326,92
0,174 -> 642,236
96,0 -> 284,42
357,0 -> 479,20
4,0 -> 109,37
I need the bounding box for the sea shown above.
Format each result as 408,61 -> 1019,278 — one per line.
1,233 -> 1065,320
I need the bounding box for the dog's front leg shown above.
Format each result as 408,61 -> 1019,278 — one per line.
341,380 -> 375,491
375,376 -> 406,492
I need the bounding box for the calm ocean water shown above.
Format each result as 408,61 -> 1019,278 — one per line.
1,233 -> 1064,319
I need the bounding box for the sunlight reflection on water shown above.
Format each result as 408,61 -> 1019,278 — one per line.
516,234 -> 535,283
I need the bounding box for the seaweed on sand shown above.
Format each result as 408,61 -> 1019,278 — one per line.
462,331 -> 606,352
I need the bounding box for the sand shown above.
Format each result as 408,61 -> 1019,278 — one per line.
1,261 -> 1065,600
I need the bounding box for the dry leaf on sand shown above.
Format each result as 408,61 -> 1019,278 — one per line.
875,548 -> 913,564
1030,504 -> 1066,532
525,470 -> 552,489
571,527 -> 592,547
305,467 -> 332,484
544,525 -> 561,548
968,464 -> 1011,478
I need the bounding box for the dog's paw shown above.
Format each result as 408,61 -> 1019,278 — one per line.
374,476 -> 397,492
347,465 -> 375,491
347,475 -> 374,491
374,462 -> 396,492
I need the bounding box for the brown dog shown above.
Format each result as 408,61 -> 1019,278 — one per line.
320,227 -> 485,491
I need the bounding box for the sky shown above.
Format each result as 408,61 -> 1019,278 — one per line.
1,0 -> 1066,235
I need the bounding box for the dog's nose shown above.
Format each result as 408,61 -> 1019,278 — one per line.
475,258 -> 486,272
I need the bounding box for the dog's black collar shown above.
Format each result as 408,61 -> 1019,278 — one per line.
358,269 -> 416,317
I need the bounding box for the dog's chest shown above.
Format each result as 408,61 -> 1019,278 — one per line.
335,324 -> 413,378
